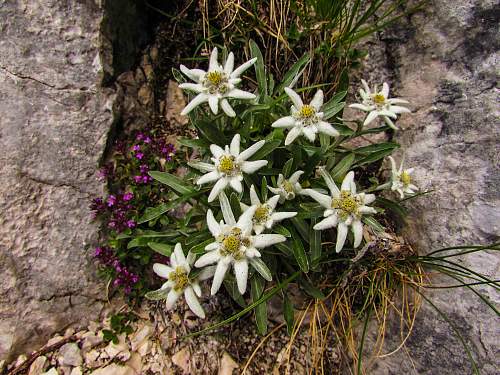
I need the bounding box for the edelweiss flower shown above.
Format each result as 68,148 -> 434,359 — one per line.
193,134 -> 268,202
268,171 -> 304,203
272,88 -> 339,145
153,243 -> 215,318
195,193 -> 286,295
179,48 -> 257,117
301,170 -> 376,253
389,156 -> 418,199
241,185 -> 297,234
349,80 -> 410,130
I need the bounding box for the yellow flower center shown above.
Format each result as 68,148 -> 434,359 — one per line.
218,155 -> 236,174
299,105 -> 316,118
254,205 -> 269,224
372,93 -> 386,105
206,71 -> 223,85
223,235 -> 240,254
401,171 -> 411,186
283,180 -> 294,193
332,191 -> 360,220
169,266 -> 189,292
220,227 -> 248,260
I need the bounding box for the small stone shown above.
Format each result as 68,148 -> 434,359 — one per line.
42,369 -> 59,375
126,352 -> 143,374
171,312 -> 182,326
46,335 -> 64,347
81,331 -> 103,350
28,356 -> 48,375
172,347 -> 190,373
64,327 -> 75,337
104,334 -> 130,361
84,349 -> 100,368
58,343 -> 82,367
15,354 -> 27,367
130,324 -> 152,351
0,360 -> 5,372
136,340 -> 151,357
91,364 -> 136,375
87,321 -> 99,333
137,85 -> 152,106
149,46 -> 159,61
70,368 -> 82,375
218,352 -> 239,375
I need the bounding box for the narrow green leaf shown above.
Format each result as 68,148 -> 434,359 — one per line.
362,216 -> 385,233
193,120 -> 227,146
249,40 -> 267,98
249,257 -> 273,281
145,288 -> 169,301
147,242 -> 173,257
189,239 -> 214,254
323,102 -> 345,120
282,158 -> 294,178
310,218 -> 322,270
171,67 -> 187,84
353,142 -> 400,155
291,217 -> 310,243
273,224 -> 292,237
291,228 -> 309,272
275,53 -> 310,94
354,148 -> 396,168
330,153 -> 355,182
298,276 -> 325,299
149,171 -> 195,195
138,204 -> 170,224
376,197 -> 408,218
251,275 -> 268,335
283,294 -> 295,335
177,137 -> 210,149
261,177 -> 268,201
229,193 -> 242,218
248,140 -> 281,160
223,276 -> 246,308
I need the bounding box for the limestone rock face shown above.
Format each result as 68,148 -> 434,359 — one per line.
366,0 -> 499,373
0,0 -> 146,361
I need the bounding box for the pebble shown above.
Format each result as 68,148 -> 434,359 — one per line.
28,356 -> 48,375
58,343 -> 82,367
91,363 -> 136,375
42,368 -> 59,375
218,352 -> 239,375
172,347 -> 190,373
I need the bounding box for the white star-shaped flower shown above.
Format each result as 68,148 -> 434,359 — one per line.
179,48 -> 257,117
241,185 -> 297,234
301,170 -> 376,253
152,243 -> 215,318
268,171 -> 304,203
348,80 -> 410,130
272,88 -> 339,145
195,193 -> 286,295
192,134 -> 268,202
388,156 -> 418,199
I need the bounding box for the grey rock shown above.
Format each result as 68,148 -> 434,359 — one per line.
0,0 -> 147,362
58,343 -> 82,367
28,356 -> 49,375
362,0 -> 500,374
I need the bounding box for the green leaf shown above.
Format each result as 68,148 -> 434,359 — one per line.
177,137 -> 210,149
248,140 -> 281,161
171,67 -> 187,84
275,53 -> 310,94
138,204 -> 170,224
223,276 -> 246,308
147,242 -> 173,257
251,276 -> 268,335
273,224 -> 291,237
330,153 -> 355,182
376,197 -> 408,218
229,193 -> 242,218
149,171 -> 196,195
145,288 -> 169,301
362,216 -> 385,233
323,102 -> 345,120
249,39 -> 267,98
249,257 -> 273,281
354,148 -> 396,168
298,276 -> 325,299
334,123 -> 355,136
290,229 -> 309,272
283,294 -> 295,335
193,120 -> 227,146
353,142 -> 400,155
291,217 -> 310,243
310,218 -> 322,270
261,177 -> 268,201
189,239 -> 214,254
282,158 -> 294,178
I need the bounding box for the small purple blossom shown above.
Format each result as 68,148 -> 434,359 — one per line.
135,152 -> 144,160
123,192 -> 134,201
134,175 -> 143,183
136,133 -> 145,141
126,220 -> 136,228
107,195 -> 117,207
139,164 -> 149,174
132,145 -> 141,152
144,136 -> 152,144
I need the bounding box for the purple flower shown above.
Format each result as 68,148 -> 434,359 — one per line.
123,192 -> 134,201
135,152 -> 144,160
94,247 -> 104,257
108,221 -> 117,229
136,133 -> 145,141
107,195 -> 117,207
126,220 -> 136,228
142,175 -> 152,184
134,175 -> 143,184
144,136 -> 152,144
132,145 -> 141,152
139,164 -> 149,174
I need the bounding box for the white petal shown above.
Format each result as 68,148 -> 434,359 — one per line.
205,242 -> 219,251
253,234 -> 286,248
246,247 -> 261,258
285,127 -> 301,146
336,222 -> 348,253
209,48 -> 219,71
352,220 -> 363,248
313,214 -> 338,230
363,110 -> 379,126
195,251 -> 221,268
237,205 -> 257,234
317,121 -> 340,137
341,171 -> 355,192
229,178 -> 243,193
266,195 -> 280,211
364,193 -> 376,204
378,109 -> 398,119
234,260 -> 249,294
382,82 -> 390,98
208,95 -> 219,115
210,144 -> 225,158
268,186 -> 282,196
254,224 -> 265,235
319,168 -> 340,196
302,126 -> 317,142
208,178 -> 228,202
191,281 -> 202,297
206,209 -> 221,236
230,57 -> 257,78
178,83 -> 204,93
220,99 -> 236,117
224,52 -> 234,75
219,191 -> 236,225
387,98 -> 409,104
383,116 -> 398,130
349,103 -> 371,111
310,89 -> 324,110
272,116 -> 296,128
238,140 -> 265,161
390,105 -> 411,114
197,171 -> 220,185
301,188 -> 331,209
165,289 -> 181,310
153,263 -> 173,279
180,65 -> 205,82
361,79 -> 371,94
250,185 -> 261,206
271,211 -> 297,222
211,260 -> 230,295
181,93 -> 208,116
198,265 -> 217,281
190,161 -> 216,172
226,88 -> 256,100
173,243 -> 188,270
230,134 -> 240,156
184,286 -> 205,318
388,156 -> 398,175
241,160 -> 267,174
284,87 -> 304,109
289,171 -> 304,184
359,206 -> 376,215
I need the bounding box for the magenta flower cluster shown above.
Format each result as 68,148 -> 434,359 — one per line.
90,192 -> 136,233
94,246 -> 139,294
